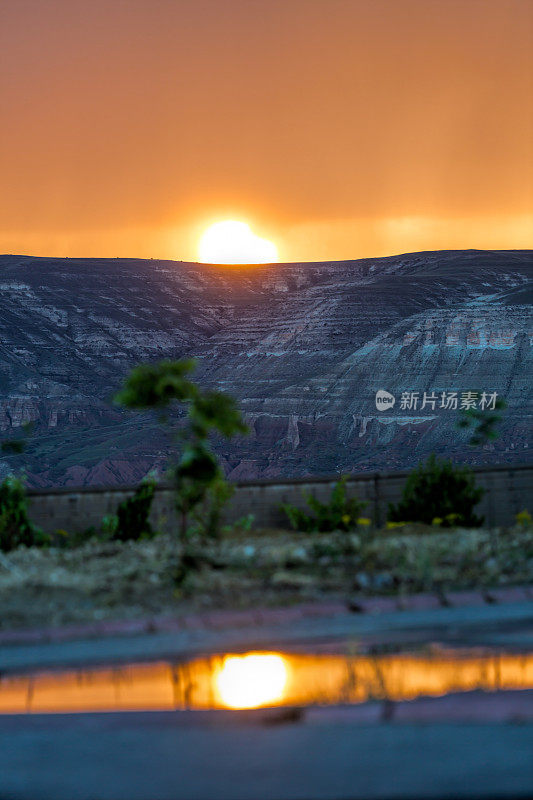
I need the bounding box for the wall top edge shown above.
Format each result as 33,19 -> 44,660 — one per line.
25,463 -> 533,498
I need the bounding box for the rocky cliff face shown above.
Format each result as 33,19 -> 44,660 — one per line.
0,250 -> 531,485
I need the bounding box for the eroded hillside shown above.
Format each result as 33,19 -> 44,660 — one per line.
0,250 -> 531,485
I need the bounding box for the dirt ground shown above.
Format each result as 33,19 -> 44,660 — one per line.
0,524 -> 531,630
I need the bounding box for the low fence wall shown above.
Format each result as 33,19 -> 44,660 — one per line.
27,464 -> 533,534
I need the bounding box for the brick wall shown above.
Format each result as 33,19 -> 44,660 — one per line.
26,465 -> 533,534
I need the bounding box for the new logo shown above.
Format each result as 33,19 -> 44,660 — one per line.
375,390 -> 395,411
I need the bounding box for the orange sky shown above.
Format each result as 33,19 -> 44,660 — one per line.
1,0 -> 532,262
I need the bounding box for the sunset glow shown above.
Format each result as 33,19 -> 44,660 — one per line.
198,221 -> 279,264
1,0 -> 531,261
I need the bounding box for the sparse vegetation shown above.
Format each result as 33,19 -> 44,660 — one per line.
0,413 -> 529,628
388,454 -> 484,528
282,476 -> 367,533
1,521 -> 531,629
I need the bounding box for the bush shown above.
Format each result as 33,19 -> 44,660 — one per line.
282,476 -> 366,533
388,454 -> 484,528
0,475 -> 46,551
106,476 -> 157,542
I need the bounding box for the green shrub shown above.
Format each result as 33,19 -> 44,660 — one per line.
282,476 -> 366,533
110,476 -> 157,542
0,475 -> 46,552
388,454 -> 484,527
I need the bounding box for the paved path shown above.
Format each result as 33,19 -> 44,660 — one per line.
1,706 -> 532,800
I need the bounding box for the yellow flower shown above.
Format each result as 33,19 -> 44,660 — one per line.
341,514 -> 351,525
432,517 -> 443,526
356,517 -> 371,526
386,521 -> 406,529
516,509 -> 532,527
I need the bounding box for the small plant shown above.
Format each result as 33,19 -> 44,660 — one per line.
458,397 -> 506,446
221,513 -> 255,536
282,476 -> 366,533
388,454 -> 484,528
101,515 -> 119,538
109,476 -> 157,542
190,476 -> 235,540
115,359 -> 248,540
233,513 -> 255,532
0,475 -> 46,552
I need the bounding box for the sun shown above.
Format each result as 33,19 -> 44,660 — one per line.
198,220 -> 279,264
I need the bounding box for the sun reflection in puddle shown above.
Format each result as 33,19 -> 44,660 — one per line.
1,648 -> 532,714
215,653 -> 288,709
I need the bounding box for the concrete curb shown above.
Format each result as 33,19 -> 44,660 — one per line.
0,585 -> 530,647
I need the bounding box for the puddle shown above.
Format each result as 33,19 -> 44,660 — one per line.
1,648 -> 531,714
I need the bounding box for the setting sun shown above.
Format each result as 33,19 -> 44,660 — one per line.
198,220 -> 279,264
